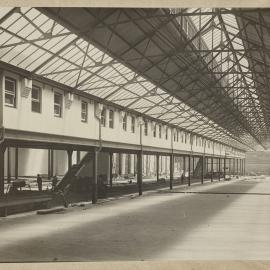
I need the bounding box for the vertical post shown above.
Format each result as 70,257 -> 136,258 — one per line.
236,159 -> 239,176
7,147 -> 11,182
211,157 -> 213,182
48,149 -> 51,178
244,159 -> 246,176
137,151 -> 143,196
67,150 -> 73,170
233,158 -> 235,175
218,158 -> 221,181
156,154 -> 159,182
170,154 -> 174,190
188,155 -> 191,186
76,151 -> 81,164
109,152 -> 113,187
201,156 -> 204,184
92,148 -> 98,204
51,149 -> 54,176
192,156 -> 195,177
183,155 -> 186,182
119,153 -> 122,176
0,144 -> 5,196
15,147 -> 18,179
224,158 -> 226,180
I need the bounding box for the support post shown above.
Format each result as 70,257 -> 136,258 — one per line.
183,155 -> 186,183
48,149 -> 51,178
170,154 -> 174,189
119,153 -> 122,176
0,144 -> 5,196
15,147 -> 18,179
50,149 -> 54,176
67,150 -> 73,171
218,158 -> 221,181
188,155 -> 191,186
109,152 -> 113,187
224,158 -> 226,180
244,159 -> 246,176
156,154 -> 159,182
192,156 -> 195,177
76,151 -> 81,164
201,156 -> 204,184
137,151 -> 143,196
7,147 -> 10,183
92,148 -> 98,204
211,157 -> 213,182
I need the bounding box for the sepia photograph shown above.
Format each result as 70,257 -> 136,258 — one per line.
0,2 -> 270,268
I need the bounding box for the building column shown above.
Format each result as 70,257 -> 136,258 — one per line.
48,149 -> 51,178
244,159 -> 246,176
192,156 -> 195,178
156,154 -> 159,182
67,150 -> 73,171
119,153 -> 122,176
211,157 -> 213,182
15,147 -> 18,179
201,156 -> 204,184
7,147 -> 11,183
137,151 -> 143,196
76,151 -> 81,164
50,149 -> 54,177
188,155 -> 191,186
109,152 -> 113,187
218,158 -> 221,181
170,154 -> 174,190
92,148 -> 98,204
224,158 -> 226,180
183,156 -> 186,182
0,144 -> 5,196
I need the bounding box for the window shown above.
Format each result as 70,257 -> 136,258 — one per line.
165,128 -> 168,140
5,77 -> 16,107
81,101 -> 88,122
123,113 -> 127,131
101,108 -> 106,126
158,125 -> 162,138
131,116 -> 135,133
54,92 -> 62,117
144,121 -> 148,136
32,85 -> 41,113
109,109 -> 114,128
153,125 -> 156,137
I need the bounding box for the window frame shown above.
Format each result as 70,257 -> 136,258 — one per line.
101,108 -> 106,127
4,76 -> 17,108
54,92 -> 63,118
81,100 -> 88,123
109,109 -> 114,129
31,84 -> 42,113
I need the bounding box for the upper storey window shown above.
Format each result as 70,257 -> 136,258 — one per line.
32,85 -> 41,113
101,108 -> 106,126
54,92 -> 62,117
5,77 -> 16,108
81,101 -> 88,122
109,109 -> 114,128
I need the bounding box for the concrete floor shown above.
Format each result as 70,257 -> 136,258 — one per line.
0,176 -> 270,262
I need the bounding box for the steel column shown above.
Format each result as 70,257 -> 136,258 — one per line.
156,154 -> 159,182
211,157 -> 213,182
137,151 -> 143,196
7,147 -> 10,183
170,154 -> 174,190
218,158 -> 221,181
15,147 -> 18,179
67,150 -> 73,171
76,150 -> 81,164
50,149 -> 54,177
188,155 -> 191,186
0,144 -> 5,196
201,156 -> 204,184
109,152 -> 113,187
48,149 -> 51,178
224,158 -> 226,180
92,148 -> 98,204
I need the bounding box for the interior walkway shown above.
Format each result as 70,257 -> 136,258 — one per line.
0,176 -> 269,262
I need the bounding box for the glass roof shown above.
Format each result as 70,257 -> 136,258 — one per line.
0,7 -> 261,151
